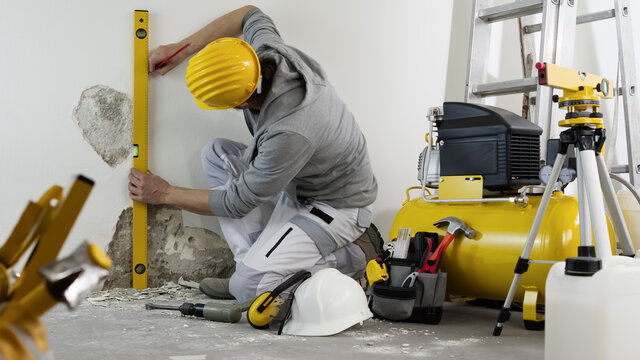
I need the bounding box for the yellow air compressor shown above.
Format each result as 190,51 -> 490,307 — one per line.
389,102 -> 614,328
393,192 -> 578,304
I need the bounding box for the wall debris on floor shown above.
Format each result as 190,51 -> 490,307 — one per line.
104,205 -> 235,288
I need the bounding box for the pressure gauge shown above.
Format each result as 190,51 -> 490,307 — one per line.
539,165 -> 553,185
559,167 -> 577,184
539,165 -> 577,186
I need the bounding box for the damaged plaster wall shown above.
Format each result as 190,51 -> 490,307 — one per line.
70,84 -> 233,288
104,205 -> 234,288
45,66 -> 236,290
73,85 -> 133,167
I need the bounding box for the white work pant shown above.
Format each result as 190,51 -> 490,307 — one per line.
201,138 -> 370,302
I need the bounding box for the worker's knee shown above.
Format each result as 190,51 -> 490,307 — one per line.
229,262 -> 304,302
201,138 -> 247,189
201,139 -> 227,187
229,262 -> 264,302
333,243 -> 367,279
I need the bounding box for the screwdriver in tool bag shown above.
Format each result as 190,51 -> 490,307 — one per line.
145,299 -> 253,323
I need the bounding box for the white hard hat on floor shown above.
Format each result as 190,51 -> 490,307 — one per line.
282,268 -> 372,336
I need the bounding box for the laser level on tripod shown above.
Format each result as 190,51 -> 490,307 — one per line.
493,62 -> 636,336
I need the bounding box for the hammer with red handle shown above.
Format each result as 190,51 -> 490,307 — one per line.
418,217 -> 477,274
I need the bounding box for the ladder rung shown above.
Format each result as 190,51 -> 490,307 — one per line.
478,0 -> 543,23
578,9 -> 616,25
473,77 -> 538,97
611,165 -> 630,174
524,9 -> 616,33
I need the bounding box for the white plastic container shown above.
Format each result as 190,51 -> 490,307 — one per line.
617,189 -> 640,251
545,256 -> 640,360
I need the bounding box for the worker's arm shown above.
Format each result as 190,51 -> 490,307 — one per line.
150,5 -> 256,74
128,169 -> 214,216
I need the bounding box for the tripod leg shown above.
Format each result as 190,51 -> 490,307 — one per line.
579,150 -> 614,258
576,149 -> 592,247
596,152 -> 635,255
493,152 -> 567,336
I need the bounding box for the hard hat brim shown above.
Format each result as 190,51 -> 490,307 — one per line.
194,97 -> 220,110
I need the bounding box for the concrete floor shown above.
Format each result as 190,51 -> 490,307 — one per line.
43,284 -> 543,360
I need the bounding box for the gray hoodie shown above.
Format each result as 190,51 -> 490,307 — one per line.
209,7 -> 377,218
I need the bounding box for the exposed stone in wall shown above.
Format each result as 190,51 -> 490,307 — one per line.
73,85 -> 133,167
103,205 -> 235,289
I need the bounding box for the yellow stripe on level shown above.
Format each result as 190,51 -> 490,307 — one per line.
133,10 -> 149,290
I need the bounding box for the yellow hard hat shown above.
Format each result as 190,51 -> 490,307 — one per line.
185,37 -> 261,110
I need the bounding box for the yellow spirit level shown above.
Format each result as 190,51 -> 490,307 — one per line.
133,9 -> 149,290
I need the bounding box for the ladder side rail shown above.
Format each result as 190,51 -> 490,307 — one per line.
546,0 -> 578,146
466,0 -> 493,104
534,0 -> 561,159
614,0 -> 640,187
555,0 -> 577,66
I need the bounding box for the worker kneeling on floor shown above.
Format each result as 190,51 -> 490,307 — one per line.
127,6 -> 378,302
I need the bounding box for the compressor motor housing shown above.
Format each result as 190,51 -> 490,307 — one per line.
438,102 -> 543,191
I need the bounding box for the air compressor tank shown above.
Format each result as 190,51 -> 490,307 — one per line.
390,191 -> 615,303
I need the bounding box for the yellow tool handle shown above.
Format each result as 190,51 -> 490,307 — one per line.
17,283 -> 58,321
0,293 -> 50,357
0,201 -> 44,268
133,9 -> 149,290
0,185 -> 62,269
12,176 -> 94,301
0,263 -> 9,302
88,243 -> 113,270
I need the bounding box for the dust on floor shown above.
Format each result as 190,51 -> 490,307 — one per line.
43,282 -> 544,360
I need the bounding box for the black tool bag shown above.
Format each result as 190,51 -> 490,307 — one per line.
368,232 -> 447,324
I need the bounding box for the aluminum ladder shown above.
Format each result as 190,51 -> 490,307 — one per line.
465,0 -> 640,187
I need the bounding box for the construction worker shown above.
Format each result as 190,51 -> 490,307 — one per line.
128,6 -> 378,302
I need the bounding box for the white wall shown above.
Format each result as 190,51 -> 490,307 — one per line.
0,0 -> 454,256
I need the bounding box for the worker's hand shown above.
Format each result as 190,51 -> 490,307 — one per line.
149,42 -> 190,75
128,169 -> 171,204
